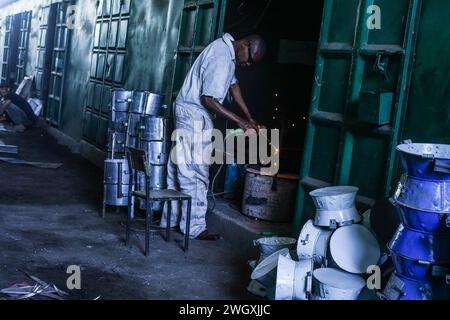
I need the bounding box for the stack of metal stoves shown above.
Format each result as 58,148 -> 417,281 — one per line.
249,186 -> 382,300
383,142 -> 450,300
102,89 -> 170,215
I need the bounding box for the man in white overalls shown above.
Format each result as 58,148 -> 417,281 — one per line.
161,34 -> 266,240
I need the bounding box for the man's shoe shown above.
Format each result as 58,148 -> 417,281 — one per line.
195,230 -> 220,241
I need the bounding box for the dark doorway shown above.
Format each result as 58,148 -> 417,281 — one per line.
223,1 -> 324,175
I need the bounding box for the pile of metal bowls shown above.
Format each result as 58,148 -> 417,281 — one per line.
383,143 -> 450,300
103,89 -> 170,208
258,186 -> 381,301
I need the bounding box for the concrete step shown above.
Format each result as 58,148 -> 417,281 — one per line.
207,198 -> 293,260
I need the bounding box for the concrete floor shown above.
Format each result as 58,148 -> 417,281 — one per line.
0,127 -> 257,300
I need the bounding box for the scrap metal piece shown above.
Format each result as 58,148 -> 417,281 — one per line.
0,145 -> 18,154
0,157 -> 63,169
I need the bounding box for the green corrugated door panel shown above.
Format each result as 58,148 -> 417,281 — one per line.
401,0 -> 450,150
46,1 -> 72,127
83,0 -> 131,147
34,6 -> 50,99
168,0 -> 227,102
15,11 -> 32,86
294,0 -> 422,234
1,16 -> 14,83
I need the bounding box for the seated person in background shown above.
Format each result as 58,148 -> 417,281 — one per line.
0,82 -> 37,132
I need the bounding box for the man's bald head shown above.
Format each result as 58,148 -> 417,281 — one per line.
234,34 -> 266,67
243,35 -> 266,63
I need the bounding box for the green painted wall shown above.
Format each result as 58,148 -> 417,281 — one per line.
0,0 -> 183,142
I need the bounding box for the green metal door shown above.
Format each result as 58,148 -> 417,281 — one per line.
83,0 -> 131,148
15,11 -> 32,86
46,1 -> 72,127
168,0 -> 227,102
1,15 -> 13,84
35,5 -> 52,99
294,0 -> 421,233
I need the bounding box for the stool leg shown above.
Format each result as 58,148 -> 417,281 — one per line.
185,199 -> 191,252
126,195 -> 134,247
145,201 -> 153,257
166,201 -> 171,242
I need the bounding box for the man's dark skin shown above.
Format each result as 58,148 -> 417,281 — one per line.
200,35 -> 266,131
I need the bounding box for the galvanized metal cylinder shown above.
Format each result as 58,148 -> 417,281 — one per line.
139,116 -> 169,141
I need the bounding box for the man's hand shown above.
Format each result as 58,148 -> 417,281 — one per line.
238,120 -> 258,132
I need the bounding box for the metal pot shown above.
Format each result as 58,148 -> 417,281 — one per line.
139,116 -> 169,141
275,256 -> 313,301
389,224 -> 450,263
329,224 -> 381,274
392,200 -> 450,234
254,237 -> 297,264
396,143 -> 450,180
310,186 -> 361,228
312,268 -> 366,300
393,174 -> 450,213
139,140 -> 171,166
297,220 -> 333,264
391,253 -> 450,282
112,89 -> 133,112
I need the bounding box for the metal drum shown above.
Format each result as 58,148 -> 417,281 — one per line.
394,204 -> 450,234
329,224 -> 381,274
391,253 -> 450,282
104,159 -> 130,185
297,220 -> 333,264
383,273 -> 433,300
251,249 -> 291,289
137,166 -> 168,190
127,113 -> 142,138
310,186 -> 362,228
242,169 -> 299,222
254,237 -> 297,264
112,89 -> 133,112
130,91 -> 147,114
275,256 -> 313,301
139,116 -> 169,141
103,159 -> 130,206
131,91 -> 167,117
104,184 -> 129,206
393,175 -> 450,213
143,93 -> 167,116
111,110 -> 128,134
312,268 -> 366,300
139,141 -> 170,166
107,131 -> 127,154
389,224 -> 450,263
396,143 -> 450,180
